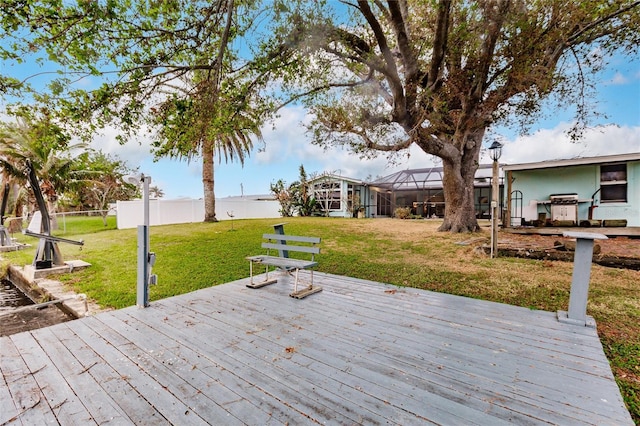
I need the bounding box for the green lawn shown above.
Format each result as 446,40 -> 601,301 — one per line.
3,216 -> 638,423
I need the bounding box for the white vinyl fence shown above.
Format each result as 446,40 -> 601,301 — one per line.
116,196 -> 281,229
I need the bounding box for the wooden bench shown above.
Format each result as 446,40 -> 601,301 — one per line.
246,233 -> 322,299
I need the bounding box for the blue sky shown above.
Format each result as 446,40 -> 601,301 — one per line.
1,34 -> 639,200
125,56 -> 640,199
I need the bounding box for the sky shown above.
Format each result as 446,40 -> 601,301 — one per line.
1,27 -> 639,200
100,56 -> 639,200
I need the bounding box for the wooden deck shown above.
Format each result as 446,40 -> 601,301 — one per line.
1,272 -> 632,425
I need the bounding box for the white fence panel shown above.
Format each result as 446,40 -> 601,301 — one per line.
116,197 -> 280,229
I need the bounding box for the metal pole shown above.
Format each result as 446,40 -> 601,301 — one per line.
491,160 -> 499,258
558,231 -> 607,327
137,176 -> 152,308
137,225 -> 149,308
143,175 -> 150,248
567,237 -> 594,324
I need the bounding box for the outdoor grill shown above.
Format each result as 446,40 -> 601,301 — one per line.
550,193 -> 578,222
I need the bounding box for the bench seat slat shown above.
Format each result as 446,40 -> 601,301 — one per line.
262,234 -> 321,244
261,242 -> 320,254
247,233 -> 322,298
246,255 -> 317,270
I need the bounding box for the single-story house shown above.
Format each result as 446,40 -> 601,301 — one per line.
368,165 -> 502,218
308,173 -> 371,218
502,152 -> 640,227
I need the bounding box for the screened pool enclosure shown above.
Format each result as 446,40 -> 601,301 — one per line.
308,165 -> 503,218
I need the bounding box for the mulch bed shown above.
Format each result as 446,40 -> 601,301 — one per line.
496,233 -> 640,270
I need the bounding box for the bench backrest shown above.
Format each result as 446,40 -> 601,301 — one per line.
262,233 -> 321,255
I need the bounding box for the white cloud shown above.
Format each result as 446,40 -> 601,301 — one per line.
89,125 -> 154,166
610,72 -> 629,85
256,105 -> 316,164
498,123 -> 640,165
254,105 -> 442,181
262,108 -> 640,178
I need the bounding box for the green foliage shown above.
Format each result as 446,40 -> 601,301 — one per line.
270,164 -> 319,217
0,113 -> 88,222
292,165 -> 318,217
0,113 -> 80,187
393,207 -> 412,219
0,0 -> 274,222
253,1 -> 640,232
63,150 -> 139,212
270,178 -> 295,217
0,115 -> 139,220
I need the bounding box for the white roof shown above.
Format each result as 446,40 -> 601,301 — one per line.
308,173 -> 364,185
502,152 -> 640,171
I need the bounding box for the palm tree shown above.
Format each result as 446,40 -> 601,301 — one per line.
149,185 -> 164,199
0,116 -> 86,227
152,75 -> 263,222
149,0 -> 265,222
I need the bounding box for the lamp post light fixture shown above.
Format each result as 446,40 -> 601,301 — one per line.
488,141 -> 503,258
125,173 -> 150,235
488,141 -> 503,162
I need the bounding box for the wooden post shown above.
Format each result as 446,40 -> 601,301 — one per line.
504,170 -> 512,229
557,231 -> 608,327
491,160 -> 499,258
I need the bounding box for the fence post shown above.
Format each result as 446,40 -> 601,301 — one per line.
557,231 -> 608,327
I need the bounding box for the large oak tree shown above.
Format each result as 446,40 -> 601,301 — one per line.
258,0 -> 640,231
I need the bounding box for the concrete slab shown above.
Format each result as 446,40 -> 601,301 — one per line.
23,259 -> 91,280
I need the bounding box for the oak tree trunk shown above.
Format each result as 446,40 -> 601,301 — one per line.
436,132 -> 483,233
202,140 -> 217,222
439,161 -> 480,232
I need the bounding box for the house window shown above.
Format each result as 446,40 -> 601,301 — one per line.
313,181 -> 342,211
600,163 -> 627,203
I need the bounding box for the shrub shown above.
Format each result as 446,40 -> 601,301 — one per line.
394,206 -> 412,219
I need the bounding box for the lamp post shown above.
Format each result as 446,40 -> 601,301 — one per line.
488,141 -> 503,258
126,173 -> 156,307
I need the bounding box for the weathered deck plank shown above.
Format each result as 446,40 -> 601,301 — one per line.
204,297 -> 583,424
8,331 -> 96,424
0,336 -> 56,426
1,271 -> 632,425
193,278 -> 617,424
47,323 -> 165,425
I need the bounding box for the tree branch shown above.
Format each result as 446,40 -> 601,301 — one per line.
362,133 -> 412,152
387,0 -> 421,106
274,73 -> 375,111
567,1 -> 640,46
427,0 -> 451,90
356,0 -> 405,111
472,0 -> 511,101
